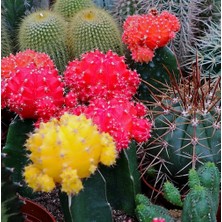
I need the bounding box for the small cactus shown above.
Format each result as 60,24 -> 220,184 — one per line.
52,0 -> 95,20
18,10 -> 69,72
122,10 -> 180,63
24,113 -> 117,195
64,50 -> 140,102
67,7 -> 123,58
182,185 -> 216,222
1,50 -> 64,119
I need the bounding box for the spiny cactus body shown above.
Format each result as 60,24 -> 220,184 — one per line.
53,0 -> 95,19
122,10 -> 180,63
135,194 -> 174,222
18,10 -> 69,72
182,185 -> 216,222
1,19 -> 12,58
111,0 -> 145,25
1,50 -> 64,119
64,50 -> 140,102
142,62 -> 221,190
68,7 -> 123,58
24,113 -> 117,195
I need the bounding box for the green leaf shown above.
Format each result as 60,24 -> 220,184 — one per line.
100,141 -> 141,215
59,170 -> 113,222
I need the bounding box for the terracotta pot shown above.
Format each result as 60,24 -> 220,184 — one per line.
20,196 -> 56,222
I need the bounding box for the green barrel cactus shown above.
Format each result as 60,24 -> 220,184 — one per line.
68,7 -> 123,59
142,61 -> 221,188
18,10 -> 69,72
52,0 -> 95,20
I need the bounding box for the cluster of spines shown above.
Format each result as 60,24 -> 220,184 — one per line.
67,7 -> 123,59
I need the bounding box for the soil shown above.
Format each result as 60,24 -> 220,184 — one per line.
33,188 -> 138,222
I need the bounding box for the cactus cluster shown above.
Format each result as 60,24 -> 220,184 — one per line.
122,10 -> 180,63
136,162 -> 220,222
24,113 -> 117,195
1,50 -> 64,119
18,10 -> 69,72
67,7 -> 123,58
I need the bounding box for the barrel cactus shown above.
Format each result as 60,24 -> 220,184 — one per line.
52,0 -> 95,20
18,10 -> 69,72
141,60 -> 221,190
67,7 -> 123,59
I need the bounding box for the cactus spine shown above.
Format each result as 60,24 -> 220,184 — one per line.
18,10 -> 69,72
68,7 -> 123,59
52,0 -> 95,19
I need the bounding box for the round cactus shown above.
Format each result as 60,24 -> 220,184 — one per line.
64,50 -> 140,102
67,7 -> 123,58
74,97 -> 152,151
122,10 -> 180,63
1,50 -> 64,119
142,62 -> 221,190
52,0 -> 95,19
23,113 -> 117,195
18,10 -> 69,72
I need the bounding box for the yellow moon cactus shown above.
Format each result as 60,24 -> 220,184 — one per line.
24,113 -> 117,195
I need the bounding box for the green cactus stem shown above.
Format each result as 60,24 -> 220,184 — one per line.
59,170 -> 113,222
100,141 -> 141,216
18,10 -> 69,72
52,0 -> 95,19
182,185 -> 217,222
163,181 -> 183,207
1,18 -> 12,58
67,7 -> 123,59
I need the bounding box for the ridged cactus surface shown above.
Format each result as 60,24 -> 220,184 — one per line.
68,7 -> 123,58
18,10 -> 69,72
53,0 -> 95,19
1,18 -> 12,58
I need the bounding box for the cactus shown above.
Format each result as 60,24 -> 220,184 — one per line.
135,194 -> 175,222
1,50 -> 64,119
67,7 -> 123,59
111,0 -> 145,26
163,181 -> 183,207
196,162 -> 220,212
1,18 -> 12,58
182,185 -> 216,222
137,162 -> 220,222
1,161 -> 24,222
18,10 -> 69,72
141,60 -> 221,190
52,0 -> 95,19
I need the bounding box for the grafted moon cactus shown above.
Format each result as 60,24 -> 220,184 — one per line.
24,113 -> 117,195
